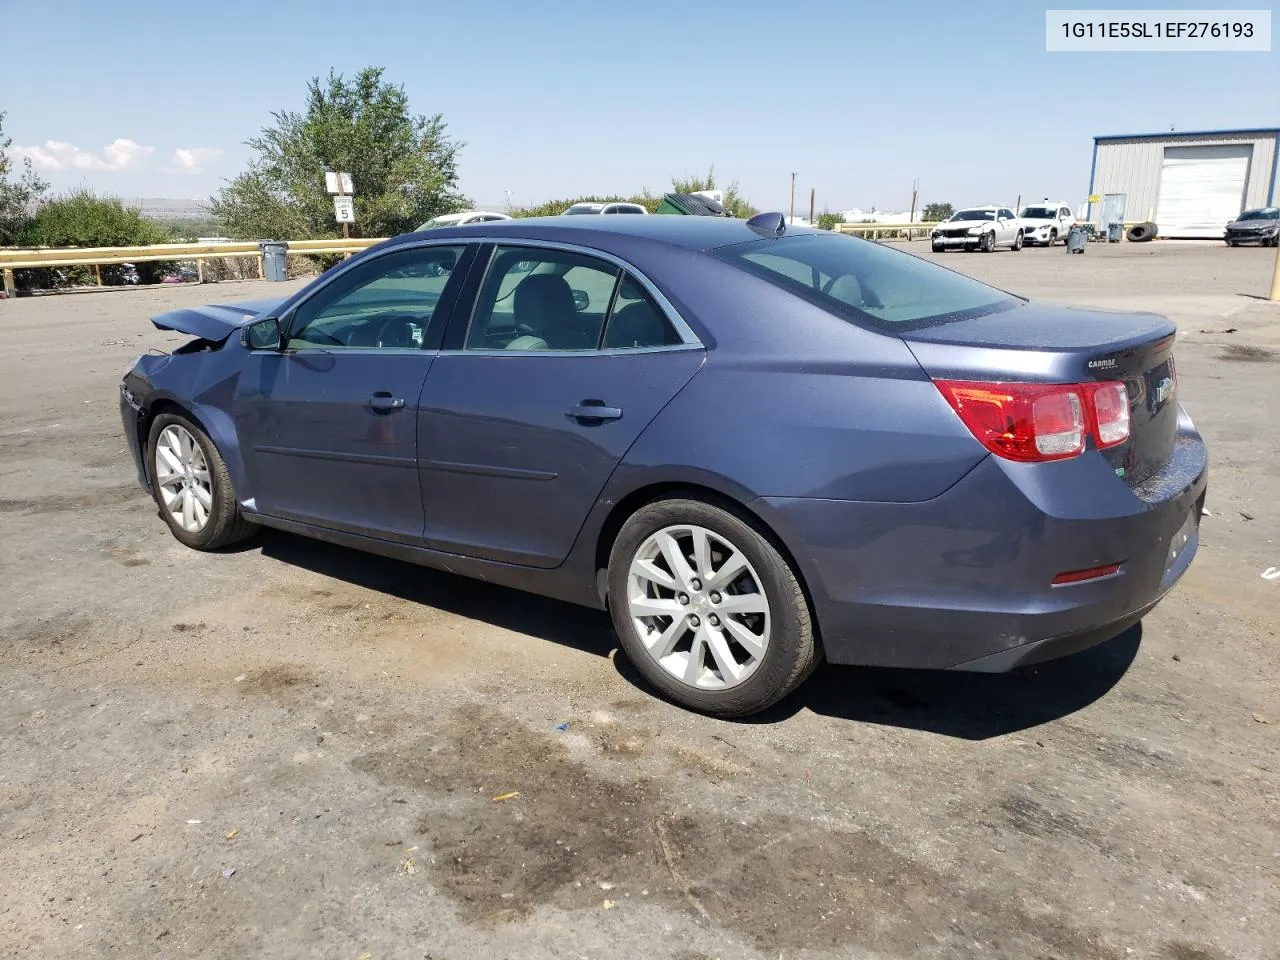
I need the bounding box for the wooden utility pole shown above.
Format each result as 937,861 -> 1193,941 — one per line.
909,179 -> 919,239
809,187 -> 815,226
789,172 -> 797,223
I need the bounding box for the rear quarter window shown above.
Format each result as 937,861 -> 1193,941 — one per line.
718,233 -> 1019,330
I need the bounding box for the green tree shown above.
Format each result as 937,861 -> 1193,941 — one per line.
921,202 -> 953,222
212,67 -> 469,240
670,166 -> 757,218
816,210 -> 845,231
0,110 -> 49,245
22,190 -> 173,283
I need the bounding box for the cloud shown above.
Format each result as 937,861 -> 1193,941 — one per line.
19,138 -> 154,171
169,147 -> 223,173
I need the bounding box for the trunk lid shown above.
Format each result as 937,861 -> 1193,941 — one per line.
901,302 -> 1179,486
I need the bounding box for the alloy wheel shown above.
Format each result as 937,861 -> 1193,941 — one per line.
154,424 -> 213,533
626,524 -> 771,690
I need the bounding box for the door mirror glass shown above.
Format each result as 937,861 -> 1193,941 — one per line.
245,316 -> 282,350
572,289 -> 589,312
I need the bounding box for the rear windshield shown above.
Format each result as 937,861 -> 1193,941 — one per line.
716,233 -> 1019,329
563,204 -> 602,215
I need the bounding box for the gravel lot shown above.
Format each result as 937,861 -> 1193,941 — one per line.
1,241 -> 1278,960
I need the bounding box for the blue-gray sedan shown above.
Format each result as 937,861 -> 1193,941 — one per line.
119,214 -> 1206,715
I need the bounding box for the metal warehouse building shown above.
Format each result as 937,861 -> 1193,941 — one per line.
1089,127 -> 1278,238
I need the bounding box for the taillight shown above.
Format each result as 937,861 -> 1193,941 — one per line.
1086,382 -> 1130,447
934,379 -> 1130,463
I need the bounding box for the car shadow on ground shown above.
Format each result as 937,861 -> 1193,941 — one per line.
754,626 -> 1142,740
258,530 -> 617,660
258,529 -> 1140,741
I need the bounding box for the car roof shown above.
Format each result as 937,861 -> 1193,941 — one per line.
388,214 -> 813,253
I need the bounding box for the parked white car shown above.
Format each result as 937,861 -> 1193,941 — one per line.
1017,201 -> 1076,246
931,206 -> 1024,253
562,202 -> 649,215
417,210 -> 512,230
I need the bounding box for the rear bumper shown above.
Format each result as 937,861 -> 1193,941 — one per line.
756,405 -> 1207,671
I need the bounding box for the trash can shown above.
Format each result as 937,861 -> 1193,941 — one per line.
1066,225 -> 1088,254
259,241 -> 288,281
1107,221 -> 1124,243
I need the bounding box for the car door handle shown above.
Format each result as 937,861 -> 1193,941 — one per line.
368,392 -> 406,412
567,400 -> 623,423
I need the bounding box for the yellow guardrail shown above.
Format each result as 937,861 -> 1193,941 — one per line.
0,237 -> 388,294
832,222 -> 939,240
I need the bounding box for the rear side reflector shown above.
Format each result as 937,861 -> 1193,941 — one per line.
934,379 -> 1130,463
1052,563 -> 1123,585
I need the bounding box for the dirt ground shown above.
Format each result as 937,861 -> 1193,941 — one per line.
1,241 -> 1278,960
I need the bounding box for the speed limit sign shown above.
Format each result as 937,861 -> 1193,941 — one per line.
333,195 -> 355,223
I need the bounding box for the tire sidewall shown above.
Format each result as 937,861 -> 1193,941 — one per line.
607,498 -> 810,715
147,412 -> 230,549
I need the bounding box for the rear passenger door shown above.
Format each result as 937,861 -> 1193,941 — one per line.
417,244 -> 704,568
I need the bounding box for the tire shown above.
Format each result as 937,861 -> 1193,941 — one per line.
1225,239 -> 1237,247
147,412 -> 256,550
1049,229 -> 1058,246
980,231 -> 995,253
1126,222 -> 1157,242
1011,231 -> 1023,251
607,498 -> 818,717
932,242 -> 945,253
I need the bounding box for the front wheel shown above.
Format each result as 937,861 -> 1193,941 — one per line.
932,242 -> 945,253
607,498 -> 818,717
1011,231 -> 1023,251
148,413 -> 256,550
980,231 -> 995,253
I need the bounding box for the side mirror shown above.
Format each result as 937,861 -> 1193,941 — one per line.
572,289 -> 589,312
244,316 -> 282,350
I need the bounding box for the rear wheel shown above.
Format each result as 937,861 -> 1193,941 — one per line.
148,413 -> 256,550
608,498 -> 817,717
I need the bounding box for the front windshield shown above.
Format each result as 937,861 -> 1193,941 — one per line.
717,233 -> 1018,330
951,209 -> 995,221
418,217 -> 454,230
563,204 -> 602,215
1238,208 -> 1279,221
1020,207 -> 1055,219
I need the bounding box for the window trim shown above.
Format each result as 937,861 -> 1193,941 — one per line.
272,240 -> 477,353
445,239 -> 703,356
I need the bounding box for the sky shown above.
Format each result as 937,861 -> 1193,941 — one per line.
2,0 -> 1276,215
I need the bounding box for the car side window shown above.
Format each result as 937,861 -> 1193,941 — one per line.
286,245 -> 463,351
602,275 -> 682,349
467,246 -> 620,351
1060,207 -> 1071,218
1000,208 -> 1015,220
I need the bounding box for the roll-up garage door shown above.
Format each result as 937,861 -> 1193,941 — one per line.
1155,145 -> 1251,238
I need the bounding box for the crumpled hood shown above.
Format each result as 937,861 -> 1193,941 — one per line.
151,296 -> 287,342
1225,218 -> 1277,231
936,219 -> 996,231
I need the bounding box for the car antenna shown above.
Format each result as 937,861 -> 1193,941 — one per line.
746,211 -> 787,237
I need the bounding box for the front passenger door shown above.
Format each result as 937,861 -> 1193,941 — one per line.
235,244 -> 471,542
